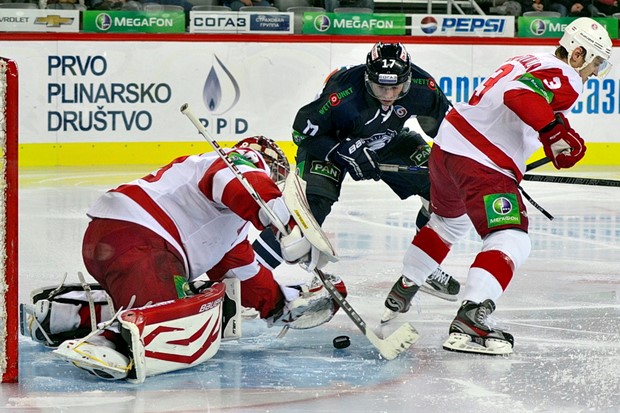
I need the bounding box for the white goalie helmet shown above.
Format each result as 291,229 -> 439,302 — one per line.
559,17 -> 613,78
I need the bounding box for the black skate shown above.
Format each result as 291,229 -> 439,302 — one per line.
419,266 -> 460,302
381,275 -> 420,324
443,299 -> 514,355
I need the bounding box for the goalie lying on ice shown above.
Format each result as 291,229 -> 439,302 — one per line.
21,135 -> 347,382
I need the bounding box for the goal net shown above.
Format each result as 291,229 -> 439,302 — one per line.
0,57 -> 18,383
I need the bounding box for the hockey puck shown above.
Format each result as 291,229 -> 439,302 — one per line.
333,335 -> 351,349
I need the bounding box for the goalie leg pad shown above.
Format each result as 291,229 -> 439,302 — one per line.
190,278 -> 242,340
119,283 -> 226,383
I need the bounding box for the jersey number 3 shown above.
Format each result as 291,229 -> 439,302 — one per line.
469,64 -> 514,106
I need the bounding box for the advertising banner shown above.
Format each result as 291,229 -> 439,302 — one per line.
518,16 -> 618,38
408,15 -> 514,37
301,12 -> 406,35
189,11 -> 293,34
2,41 -> 619,145
82,10 -> 185,33
0,9 -> 79,32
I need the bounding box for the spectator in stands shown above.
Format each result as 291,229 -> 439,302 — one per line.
521,0 -> 565,15
223,0 -> 272,11
590,0 -> 619,15
324,0 -> 373,12
489,0 -> 522,16
553,0 -> 590,16
144,0 -> 195,11
90,0 -> 126,9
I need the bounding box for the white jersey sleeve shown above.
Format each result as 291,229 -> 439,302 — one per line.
435,53 -> 582,180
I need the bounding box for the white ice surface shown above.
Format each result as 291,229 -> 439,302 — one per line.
5,165 -> 620,413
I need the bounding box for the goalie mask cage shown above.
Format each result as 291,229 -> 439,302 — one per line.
0,57 -> 18,383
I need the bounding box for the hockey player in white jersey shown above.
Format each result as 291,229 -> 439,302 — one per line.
381,17 -> 612,355
22,136 -> 346,382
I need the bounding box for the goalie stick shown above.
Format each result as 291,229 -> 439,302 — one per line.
180,103 -> 419,360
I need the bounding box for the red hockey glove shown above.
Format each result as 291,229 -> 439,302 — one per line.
538,113 -> 586,169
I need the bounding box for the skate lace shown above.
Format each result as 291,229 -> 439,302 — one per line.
429,268 -> 450,286
475,306 -> 489,325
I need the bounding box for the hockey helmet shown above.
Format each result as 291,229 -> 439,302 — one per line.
365,42 -> 412,101
233,136 -> 290,183
559,17 -> 612,78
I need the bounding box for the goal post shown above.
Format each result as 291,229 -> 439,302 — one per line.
0,57 -> 18,383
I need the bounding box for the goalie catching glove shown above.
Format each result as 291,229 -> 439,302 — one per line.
538,113 -> 586,169
335,138 -> 381,181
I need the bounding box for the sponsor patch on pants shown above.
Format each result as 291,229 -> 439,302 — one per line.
484,193 -> 521,228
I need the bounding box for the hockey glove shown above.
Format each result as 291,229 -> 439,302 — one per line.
538,113 -> 586,169
279,225 -> 312,264
335,138 -> 381,181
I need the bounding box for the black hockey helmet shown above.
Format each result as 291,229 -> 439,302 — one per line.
365,42 -> 412,100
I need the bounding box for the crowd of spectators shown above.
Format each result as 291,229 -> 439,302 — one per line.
0,0 -> 618,19
489,0 -> 619,17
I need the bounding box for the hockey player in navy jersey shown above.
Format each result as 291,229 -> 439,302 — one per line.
253,42 -> 460,301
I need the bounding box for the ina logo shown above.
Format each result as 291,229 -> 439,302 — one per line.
313,15 -> 330,32
202,55 -> 240,116
492,197 -> 513,215
530,19 -> 547,36
95,13 -> 112,31
420,16 -> 437,34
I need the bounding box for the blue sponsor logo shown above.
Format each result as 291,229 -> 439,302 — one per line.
441,17 -> 505,33
249,13 -> 291,31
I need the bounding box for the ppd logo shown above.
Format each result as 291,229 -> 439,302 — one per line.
202,55 -> 248,134
203,54 -> 240,115
420,16 -> 437,34
529,19 -> 547,36
492,197 -> 513,215
441,17 -> 506,33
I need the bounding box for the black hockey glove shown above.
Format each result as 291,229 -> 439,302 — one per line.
335,138 -> 381,181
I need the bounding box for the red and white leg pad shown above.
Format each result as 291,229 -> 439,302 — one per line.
119,283 -> 226,383
54,283 -> 227,383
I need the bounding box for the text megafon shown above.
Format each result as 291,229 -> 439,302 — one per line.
441,18 -> 506,33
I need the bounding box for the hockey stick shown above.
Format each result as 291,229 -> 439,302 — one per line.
315,269 -> 419,360
378,157 -> 551,174
523,157 -> 620,187
378,164 -> 427,173
180,104 -> 419,360
522,174 -> 620,187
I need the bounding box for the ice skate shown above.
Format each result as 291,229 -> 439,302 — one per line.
442,299 -> 514,355
53,339 -> 132,380
381,275 -> 420,324
20,279 -> 113,347
419,266 -> 460,302
269,273 -> 345,330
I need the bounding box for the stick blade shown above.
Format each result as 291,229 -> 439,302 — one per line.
367,322 -> 420,360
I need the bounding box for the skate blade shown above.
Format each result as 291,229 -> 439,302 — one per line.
442,333 -> 512,355
418,285 -> 458,302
